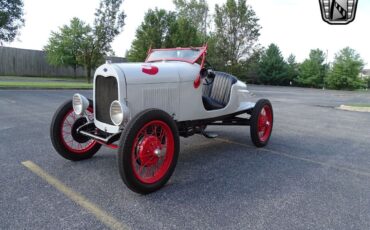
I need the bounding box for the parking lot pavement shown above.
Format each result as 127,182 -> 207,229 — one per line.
1,86 -> 370,230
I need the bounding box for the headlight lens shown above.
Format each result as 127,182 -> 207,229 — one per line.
72,94 -> 89,115
110,100 -> 124,126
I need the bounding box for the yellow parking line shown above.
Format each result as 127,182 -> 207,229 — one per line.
217,138 -> 370,178
21,161 -> 128,230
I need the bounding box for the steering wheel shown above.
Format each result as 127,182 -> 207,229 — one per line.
200,68 -> 214,85
201,61 -> 216,86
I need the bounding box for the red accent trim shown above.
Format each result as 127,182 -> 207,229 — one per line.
142,65 -> 159,75
193,75 -> 201,89
151,47 -> 205,51
257,105 -> 273,142
146,58 -> 195,64
144,45 -> 209,89
147,45 -> 152,55
145,46 -> 208,64
131,120 -> 175,184
193,52 -> 207,89
96,140 -> 119,149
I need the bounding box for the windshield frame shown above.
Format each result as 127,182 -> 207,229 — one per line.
145,46 -> 208,64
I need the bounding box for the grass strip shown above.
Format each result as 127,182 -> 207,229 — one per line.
346,104 -> 370,108
0,81 -> 92,89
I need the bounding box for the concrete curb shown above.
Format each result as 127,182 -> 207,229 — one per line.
338,105 -> 370,113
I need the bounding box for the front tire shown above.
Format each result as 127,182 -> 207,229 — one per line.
250,99 -> 273,147
118,109 -> 180,194
50,99 -> 101,161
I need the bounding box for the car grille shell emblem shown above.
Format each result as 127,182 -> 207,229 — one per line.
319,0 -> 358,25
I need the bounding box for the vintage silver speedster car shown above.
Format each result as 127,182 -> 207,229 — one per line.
50,46 -> 273,194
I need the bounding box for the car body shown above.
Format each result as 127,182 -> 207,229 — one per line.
93,46 -> 254,133
50,45 -> 274,194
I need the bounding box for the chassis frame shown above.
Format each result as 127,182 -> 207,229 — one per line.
76,108 -> 253,149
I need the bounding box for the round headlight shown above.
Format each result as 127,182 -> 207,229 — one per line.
110,100 -> 124,126
72,94 -> 89,115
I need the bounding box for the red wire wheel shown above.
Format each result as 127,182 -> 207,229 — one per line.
60,108 -> 96,154
131,120 -> 175,183
250,99 -> 274,147
50,99 -> 101,161
118,109 -> 179,194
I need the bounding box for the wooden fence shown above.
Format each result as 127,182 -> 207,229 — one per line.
0,46 -> 126,77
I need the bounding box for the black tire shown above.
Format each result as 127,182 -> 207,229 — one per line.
250,99 -> 274,147
50,99 -> 101,161
118,109 -> 180,194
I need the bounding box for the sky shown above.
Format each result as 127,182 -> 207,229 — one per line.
6,0 -> 370,67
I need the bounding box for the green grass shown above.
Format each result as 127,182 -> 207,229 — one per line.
346,104 -> 370,108
0,81 -> 92,89
0,75 -> 92,89
0,76 -> 87,82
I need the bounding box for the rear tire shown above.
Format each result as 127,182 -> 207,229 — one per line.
250,99 -> 273,147
118,109 -> 180,194
50,99 -> 101,161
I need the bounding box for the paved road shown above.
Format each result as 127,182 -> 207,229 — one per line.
1,86 -> 370,230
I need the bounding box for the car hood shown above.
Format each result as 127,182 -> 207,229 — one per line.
113,62 -> 200,85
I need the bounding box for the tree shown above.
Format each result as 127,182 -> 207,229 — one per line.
45,0 -> 125,82
173,0 -> 209,38
213,0 -> 261,70
165,17 -> 202,48
0,0 -> 24,44
258,44 -> 287,85
44,18 -> 90,78
326,47 -> 365,90
296,49 -> 327,88
286,54 -> 299,85
80,0 -> 126,82
127,9 -> 202,62
205,33 -> 222,69
244,48 -> 263,83
127,9 -> 176,62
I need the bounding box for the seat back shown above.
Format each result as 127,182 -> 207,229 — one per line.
202,71 -> 237,107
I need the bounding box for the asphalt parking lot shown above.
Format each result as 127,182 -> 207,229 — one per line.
1,86 -> 370,230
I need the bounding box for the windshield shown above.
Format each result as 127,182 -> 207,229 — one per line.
146,47 -> 206,64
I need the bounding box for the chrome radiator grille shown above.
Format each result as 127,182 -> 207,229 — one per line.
95,76 -> 118,125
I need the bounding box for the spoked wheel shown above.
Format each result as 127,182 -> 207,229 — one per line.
50,99 -> 101,161
250,99 -> 273,147
118,109 -> 179,194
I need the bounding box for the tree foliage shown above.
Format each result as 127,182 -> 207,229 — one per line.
173,0 -> 209,37
0,0 -> 24,43
44,18 -> 90,77
326,47 -> 365,90
127,9 -> 202,62
127,9 -> 176,62
296,49 -> 327,88
286,54 -> 299,85
213,0 -> 260,67
258,44 -> 287,85
81,0 -> 126,82
92,0 -> 126,56
166,17 -> 202,48
44,0 -> 125,82
234,48 -> 262,83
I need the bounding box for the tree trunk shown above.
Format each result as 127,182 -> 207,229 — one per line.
86,66 -> 92,83
73,65 -> 77,79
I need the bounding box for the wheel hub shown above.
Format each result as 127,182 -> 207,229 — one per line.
71,117 -> 90,143
138,136 -> 163,166
258,106 -> 272,141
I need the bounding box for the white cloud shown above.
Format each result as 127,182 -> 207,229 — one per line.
6,0 -> 370,67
